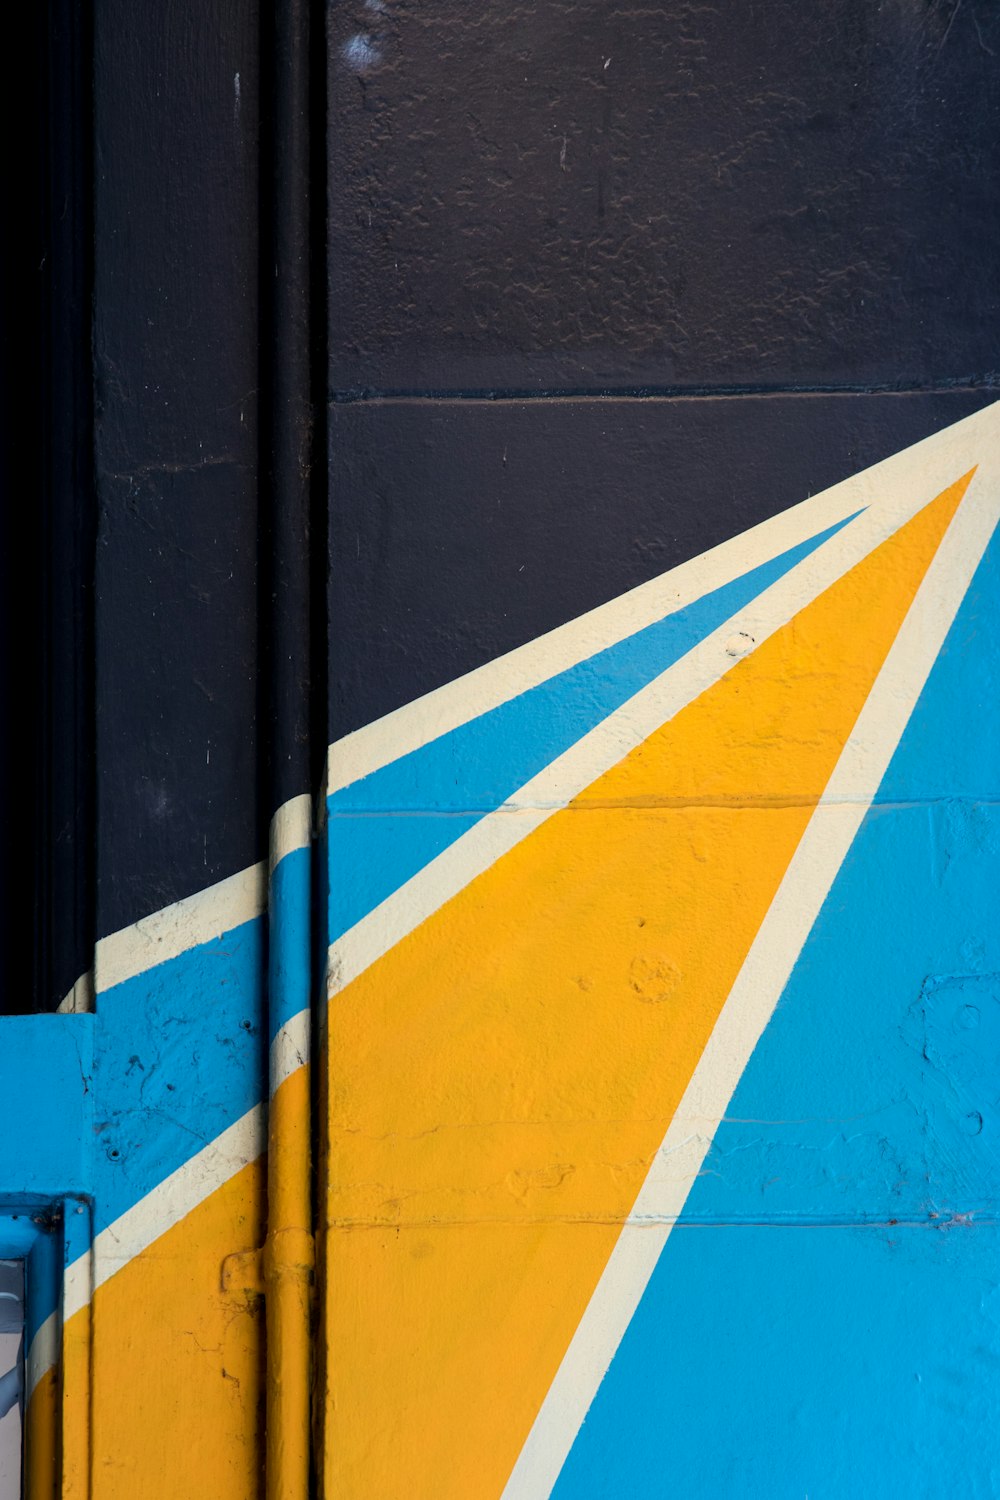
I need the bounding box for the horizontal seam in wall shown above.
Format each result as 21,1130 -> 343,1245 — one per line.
324,1214 -> 999,1231
329,377 -> 1000,404
327,797 -> 999,816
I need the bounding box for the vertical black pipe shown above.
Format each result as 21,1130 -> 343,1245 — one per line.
261,2 -> 319,1493
264,0 -> 316,826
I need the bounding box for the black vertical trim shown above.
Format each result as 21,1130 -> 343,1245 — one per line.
41,0 -> 95,1010
0,0 -> 94,1013
0,0 -> 46,1014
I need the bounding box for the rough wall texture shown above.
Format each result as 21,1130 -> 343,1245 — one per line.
321,1 -> 1000,1496
4,2 -> 1000,1498
328,0 -> 1000,392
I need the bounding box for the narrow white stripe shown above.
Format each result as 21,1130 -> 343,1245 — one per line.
29,1234 -> 96,1394
270,1008 -> 311,1096
327,401 -> 999,795
270,793 -> 313,874
96,863 -> 266,994
500,464 -> 1000,1499
327,455 -> 975,1000
57,971 -> 94,1015
62,1104 -> 265,1321
26,1311 -> 58,1400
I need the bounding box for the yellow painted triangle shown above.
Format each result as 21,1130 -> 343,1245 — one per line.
81,1160 -> 265,1499
322,471 -> 972,1500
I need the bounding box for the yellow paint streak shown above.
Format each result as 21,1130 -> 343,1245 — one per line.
88,1159 -> 264,1500
61,1294 -> 91,1499
266,1064 -> 313,1500
269,1064 -> 311,1241
25,1366 -> 57,1500
323,476 -> 970,1500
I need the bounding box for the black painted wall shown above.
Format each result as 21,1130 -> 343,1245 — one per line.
92,0 -> 265,941
5,0 -> 999,1006
327,0 -> 1000,738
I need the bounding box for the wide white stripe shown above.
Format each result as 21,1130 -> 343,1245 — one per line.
93,789 -> 316,996
327,400 -> 1000,795
26,1311 -> 58,1401
62,1103 -> 265,1324
96,863 -> 266,994
326,451 -> 980,1000
270,1008 -> 311,1096
269,798 -> 313,1097
27,1109 -> 266,1391
270,793 -> 313,874
57,971 -> 94,1015
43,784 -> 311,1357
27,1107 -> 288,1403
500,461 -> 1000,1499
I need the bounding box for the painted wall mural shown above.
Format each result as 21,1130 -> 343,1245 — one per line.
321,408 -> 1000,1498
7,405 -> 999,1499
4,0 -> 1000,1496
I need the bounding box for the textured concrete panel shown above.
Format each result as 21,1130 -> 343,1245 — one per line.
328,0 -> 1000,392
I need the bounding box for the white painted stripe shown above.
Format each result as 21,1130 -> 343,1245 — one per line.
326,450 -> 981,1000
30,786 -> 312,1383
26,1311 -> 58,1401
327,400 -> 1000,795
270,793 -> 313,874
270,1008 -> 311,1096
96,863 -> 266,994
269,797 -> 313,1099
93,790 -> 316,997
24,1235 -> 97,1399
27,1106 -> 267,1391
62,1103 -> 265,1324
500,461 -> 1000,1499
57,971 -> 94,1015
